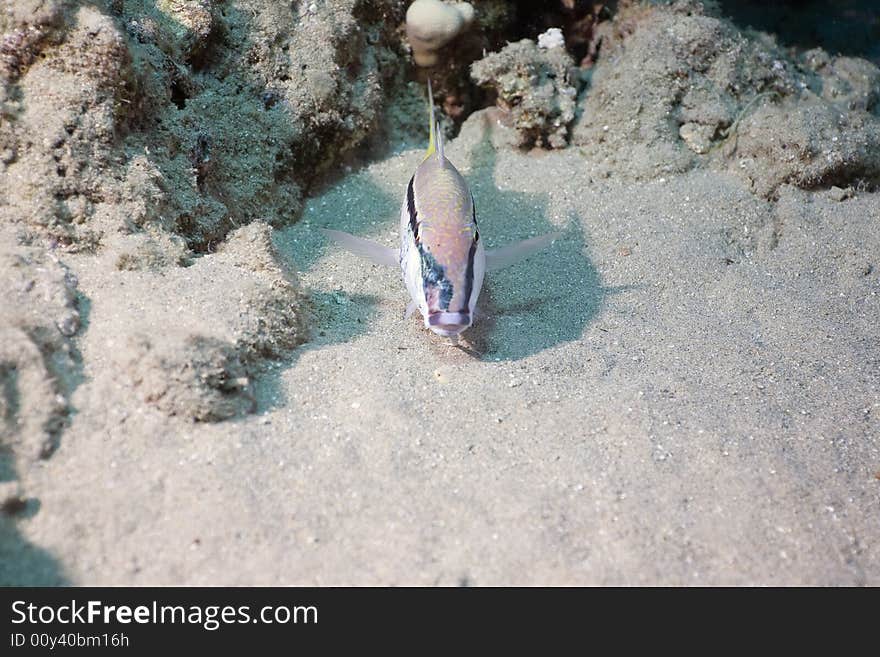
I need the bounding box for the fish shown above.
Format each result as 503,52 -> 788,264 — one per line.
321,80 -> 560,342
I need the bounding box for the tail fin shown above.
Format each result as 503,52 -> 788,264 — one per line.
425,79 -> 439,159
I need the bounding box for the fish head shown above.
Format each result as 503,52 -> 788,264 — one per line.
426,310 -> 472,337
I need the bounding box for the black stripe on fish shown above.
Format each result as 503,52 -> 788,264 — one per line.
418,243 -> 453,311
461,232 -> 478,312
458,195 -> 478,312
407,175 -> 419,243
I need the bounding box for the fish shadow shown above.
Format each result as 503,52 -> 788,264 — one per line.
461,131 -> 607,361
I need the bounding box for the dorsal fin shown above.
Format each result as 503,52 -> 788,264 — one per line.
436,119 -> 444,159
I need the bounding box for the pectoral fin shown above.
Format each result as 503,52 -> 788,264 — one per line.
320,229 -> 398,267
485,232 -> 561,272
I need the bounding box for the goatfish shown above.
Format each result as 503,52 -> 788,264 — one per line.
322,80 -> 559,342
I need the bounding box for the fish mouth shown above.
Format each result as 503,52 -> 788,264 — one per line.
426,311 -> 471,337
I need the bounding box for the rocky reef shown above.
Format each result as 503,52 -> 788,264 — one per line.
571,0 -> 880,196
0,0 -> 407,252
405,0 -> 474,67
3,11 -> 371,555
0,0 -> 408,505
108,222 -> 307,422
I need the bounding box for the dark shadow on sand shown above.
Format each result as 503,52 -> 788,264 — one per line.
0,287 -> 88,586
462,132 -> 607,361
0,517 -> 69,585
0,451 -> 69,585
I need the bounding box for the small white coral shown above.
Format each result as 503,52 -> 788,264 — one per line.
537,27 -> 565,50
405,0 -> 474,67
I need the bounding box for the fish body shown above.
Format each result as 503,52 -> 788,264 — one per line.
399,104 -> 485,337
322,80 -> 559,340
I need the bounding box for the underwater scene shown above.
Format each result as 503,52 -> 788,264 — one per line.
1,0 -> 879,585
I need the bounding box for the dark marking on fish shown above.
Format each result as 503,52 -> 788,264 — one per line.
407,175 -> 419,242
459,196 -> 478,312
461,235 -> 477,312
418,243 -> 453,310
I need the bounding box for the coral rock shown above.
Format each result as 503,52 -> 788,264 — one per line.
471,38 -> 577,149
104,222 -> 307,422
572,0 -> 880,194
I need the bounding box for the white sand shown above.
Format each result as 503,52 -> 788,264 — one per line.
9,116 -> 880,585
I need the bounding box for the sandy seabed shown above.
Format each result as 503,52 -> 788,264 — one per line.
4,114 -> 878,586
